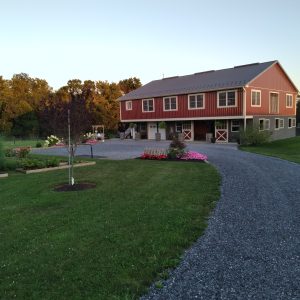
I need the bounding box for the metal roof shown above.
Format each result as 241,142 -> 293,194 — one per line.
119,61 -> 277,101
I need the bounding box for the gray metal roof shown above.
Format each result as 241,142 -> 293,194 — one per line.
119,61 -> 277,101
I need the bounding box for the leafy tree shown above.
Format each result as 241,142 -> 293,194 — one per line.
11,111 -> 39,137
118,77 -> 142,94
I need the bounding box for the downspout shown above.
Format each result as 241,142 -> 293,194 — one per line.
243,87 -> 247,130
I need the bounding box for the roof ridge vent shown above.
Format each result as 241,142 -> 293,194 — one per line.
234,63 -> 259,68
194,70 -> 215,75
163,76 -> 179,80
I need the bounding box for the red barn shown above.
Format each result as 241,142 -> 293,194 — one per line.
118,61 -> 298,142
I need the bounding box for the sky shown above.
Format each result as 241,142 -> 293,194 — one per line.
1,0 -> 300,91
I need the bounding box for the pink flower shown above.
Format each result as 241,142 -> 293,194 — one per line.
180,151 -> 207,161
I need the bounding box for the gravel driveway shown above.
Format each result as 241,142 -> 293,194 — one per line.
32,140 -> 300,299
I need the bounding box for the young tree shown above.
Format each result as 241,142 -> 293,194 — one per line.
41,91 -> 95,184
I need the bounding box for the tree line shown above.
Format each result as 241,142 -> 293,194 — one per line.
0,73 -> 141,138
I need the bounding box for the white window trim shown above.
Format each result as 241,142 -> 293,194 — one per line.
259,118 -> 270,131
288,117 -> 296,128
217,90 -> 237,108
251,89 -> 261,107
125,100 -> 132,111
286,94 -> 293,108
163,96 -> 178,112
269,91 -> 279,114
231,120 -> 240,132
279,118 -> 284,129
188,93 -> 205,110
142,98 -> 155,113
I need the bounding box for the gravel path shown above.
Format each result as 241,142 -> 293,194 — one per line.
142,145 -> 300,300
32,140 -> 300,299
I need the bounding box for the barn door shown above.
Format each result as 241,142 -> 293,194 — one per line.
215,120 -> 228,143
182,122 -> 192,141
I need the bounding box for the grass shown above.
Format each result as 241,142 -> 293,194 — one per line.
2,138 -> 44,149
239,136 -> 300,163
0,159 -> 220,299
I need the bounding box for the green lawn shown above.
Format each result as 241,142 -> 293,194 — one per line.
2,138 -> 44,149
0,159 -> 220,299
240,136 -> 300,163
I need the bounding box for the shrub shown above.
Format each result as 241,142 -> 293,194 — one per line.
44,135 -> 60,147
19,158 -> 60,170
46,158 -> 59,168
36,142 -> 42,148
20,158 -> 46,170
5,148 -> 15,157
168,137 -> 186,159
240,126 -> 271,146
17,147 -> 31,158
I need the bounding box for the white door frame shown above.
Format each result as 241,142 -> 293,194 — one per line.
215,120 -> 228,143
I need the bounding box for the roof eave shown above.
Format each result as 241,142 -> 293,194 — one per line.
118,85 -> 245,101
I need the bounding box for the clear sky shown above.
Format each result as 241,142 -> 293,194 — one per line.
1,0 -> 299,90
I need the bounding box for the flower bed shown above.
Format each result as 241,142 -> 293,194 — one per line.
140,149 -> 207,162
180,151 -> 207,161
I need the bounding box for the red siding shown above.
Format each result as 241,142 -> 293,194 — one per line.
246,63 -> 297,116
121,90 -> 243,121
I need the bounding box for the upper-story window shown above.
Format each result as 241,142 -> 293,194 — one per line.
251,90 -> 261,107
217,90 -> 236,108
125,101 -> 132,110
163,96 -> 177,111
286,94 -> 293,108
188,94 -> 205,109
142,98 -> 154,112
270,92 -> 279,114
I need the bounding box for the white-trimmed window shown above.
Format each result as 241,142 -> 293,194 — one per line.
188,94 -> 205,109
142,98 -> 154,112
175,122 -> 182,132
279,119 -> 284,129
251,90 -> 261,107
288,117 -> 296,128
286,94 -> 293,108
163,96 -> 177,111
270,92 -> 279,114
217,90 -> 236,108
275,118 -> 284,130
231,120 -> 240,132
259,118 -> 270,131
125,101 -> 132,111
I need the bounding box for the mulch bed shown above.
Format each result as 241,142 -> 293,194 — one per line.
53,182 -> 96,192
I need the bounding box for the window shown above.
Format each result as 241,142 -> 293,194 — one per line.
288,118 -> 296,128
286,94 -> 293,108
125,101 -> 132,110
175,122 -> 182,132
270,92 -> 279,114
188,94 -> 205,109
142,99 -> 154,112
275,118 -> 284,130
217,90 -> 236,107
279,119 -> 284,129
275,118 -> 279,130
163,96 -> 177,111
251,90 -> 261,107
231,120 -> 240,132
259,118 -> 270,131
